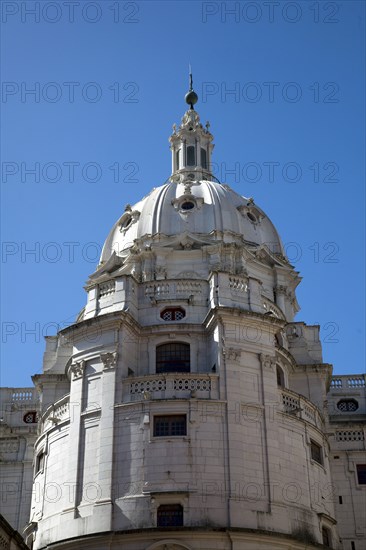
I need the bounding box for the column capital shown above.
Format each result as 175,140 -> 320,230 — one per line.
70,359 -> 85,380
100,351 -> 118,371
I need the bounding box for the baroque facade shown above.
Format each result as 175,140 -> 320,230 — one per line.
0,86 -> 365,550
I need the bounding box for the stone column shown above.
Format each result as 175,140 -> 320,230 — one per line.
92,351 -> 118,529
259,353 -> 277,513
275,285 -> 287,315
62,360 -> 85,519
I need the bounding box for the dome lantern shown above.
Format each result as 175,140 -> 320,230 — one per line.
169,72 -> 214,179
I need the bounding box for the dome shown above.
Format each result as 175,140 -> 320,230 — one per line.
99,99 -> 286,266
100,178 -> 284,264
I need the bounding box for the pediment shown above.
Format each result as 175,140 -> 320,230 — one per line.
148,232 -> 218,251
87,252 -> 124,282
248,244 -> 291,268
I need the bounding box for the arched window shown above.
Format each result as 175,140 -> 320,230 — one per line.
157,504 -> 183,527
187,146 -> 195,166
276,365 -> 285,388
156,343 -> 190,373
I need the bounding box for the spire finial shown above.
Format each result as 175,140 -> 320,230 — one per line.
185,64 -> 198,110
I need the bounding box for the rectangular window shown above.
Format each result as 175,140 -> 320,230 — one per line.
201,147 -> 207,169
356,464 -> 366,485
154,415 -> 187,437
176,149 -> 180,170
156,343 -> 190,373
187,146 -> 195,166
157,504 -> 183,527
36,451 -> 45,474
322,527 -> 331,547
310,440 -> 323,465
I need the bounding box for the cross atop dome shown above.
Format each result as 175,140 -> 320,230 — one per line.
169,72 -> 215,180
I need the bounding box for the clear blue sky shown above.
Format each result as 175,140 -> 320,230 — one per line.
1,0 -> 365,386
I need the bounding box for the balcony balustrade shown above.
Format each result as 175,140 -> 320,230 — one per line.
123,372 -> 219,402
281,388 -> 324,430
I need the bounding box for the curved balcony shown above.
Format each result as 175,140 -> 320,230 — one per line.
280,388 -> 325,430
122,373 -> 219,403
262,297 -> 286,320
41,394 -> 70,432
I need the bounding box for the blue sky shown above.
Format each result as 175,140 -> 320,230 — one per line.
1,0 -> 365,386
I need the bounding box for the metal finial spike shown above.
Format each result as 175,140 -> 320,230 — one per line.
185,65 -> 198,109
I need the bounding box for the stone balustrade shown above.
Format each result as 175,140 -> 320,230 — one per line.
122,372 -> 219,402
330,375 -> 365,390
281,388 -> 324,429
41,394 -> 70,431
0,387 -> 39,413
143,279 -> 208,302
0,387 -> 37,403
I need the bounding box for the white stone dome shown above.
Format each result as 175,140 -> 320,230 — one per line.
100,177 -> 285,263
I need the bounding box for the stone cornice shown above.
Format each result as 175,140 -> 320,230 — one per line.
35,526 -> 334,549
204,306 -> 286,331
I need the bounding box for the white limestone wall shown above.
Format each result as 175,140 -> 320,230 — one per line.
29,270 -> 339,549
329,449 -> 366,546
0,388 -> 39,532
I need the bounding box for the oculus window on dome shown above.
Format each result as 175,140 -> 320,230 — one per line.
171,194 -> 204,212
181,200 -> 195,211
120,215 -> 132,230
247,212 -> 257,223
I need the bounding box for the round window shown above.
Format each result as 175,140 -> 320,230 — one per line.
121,216 -> 132,229
161,307 -> 186,321
23,411 -> 38,424
247,212 -> 257,223
337,399 -> 358,412
181,201 -> 195,211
